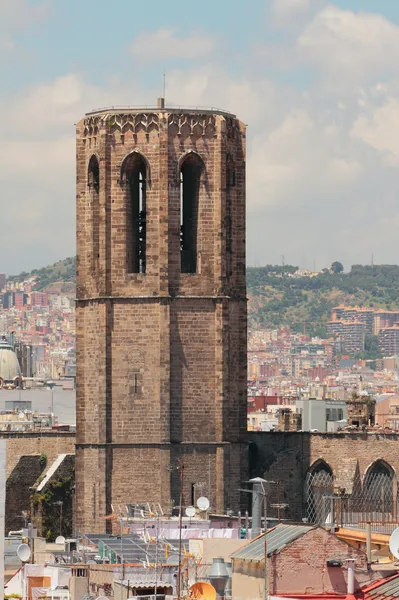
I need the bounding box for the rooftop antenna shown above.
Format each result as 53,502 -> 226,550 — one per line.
163,72 -> 166,104
371,253 -> 374,267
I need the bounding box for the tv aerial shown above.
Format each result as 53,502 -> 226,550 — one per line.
17,543 -> 31,563
389,527 -> 399,559
197,496 -> 210,512
185,506 -> 196,518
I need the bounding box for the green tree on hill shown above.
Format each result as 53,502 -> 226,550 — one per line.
331,261 -> 344,274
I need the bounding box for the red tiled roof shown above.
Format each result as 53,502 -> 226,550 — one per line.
361,574 -> 399,600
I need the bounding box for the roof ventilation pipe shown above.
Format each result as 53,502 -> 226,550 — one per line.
345,558 -> 356,600
250,477 -> 267,539
208,557 -> 229,600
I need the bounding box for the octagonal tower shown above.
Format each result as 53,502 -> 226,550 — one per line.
75,100 -> 247,532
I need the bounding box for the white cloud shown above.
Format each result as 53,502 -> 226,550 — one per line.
4,3 -> 399,272
298,6 -> 399,83
129,28 -> 215,62
351,96 -> 399,164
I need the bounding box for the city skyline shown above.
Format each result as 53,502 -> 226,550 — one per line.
2,0 -> 399,273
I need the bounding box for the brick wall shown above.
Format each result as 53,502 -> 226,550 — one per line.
233,526 -> 378,600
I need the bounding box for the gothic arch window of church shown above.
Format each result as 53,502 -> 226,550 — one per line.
363,459 -> 395,517
121,152 -> 148,274
305,459 -> 334,524
179,152 -> 204,274
88,155 -> 100,274
226,154 -> 235,278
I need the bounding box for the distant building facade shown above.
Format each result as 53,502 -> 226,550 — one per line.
328,319 -> 366,354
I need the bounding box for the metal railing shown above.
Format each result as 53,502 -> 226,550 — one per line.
87,105 -> 234,115
305,470 -> 399,529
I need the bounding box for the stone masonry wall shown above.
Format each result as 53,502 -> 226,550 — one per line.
3,432 -> 75,532
249,431 -> 399,521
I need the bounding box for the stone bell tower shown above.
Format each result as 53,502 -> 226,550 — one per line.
75,99 -> 247,532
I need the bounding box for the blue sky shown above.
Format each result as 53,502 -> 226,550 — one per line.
2,0 -> 399,273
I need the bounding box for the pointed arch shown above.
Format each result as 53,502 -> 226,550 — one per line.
363,459 -> 395,518
308,459 -> 333,476
305,459 -> 334,524
225,153 -> 236,278
88,155 -> 100,275
120,150 -> 151,186
364,459 -> 394,481
121,151 -> 148,274
179,151 -> 205,274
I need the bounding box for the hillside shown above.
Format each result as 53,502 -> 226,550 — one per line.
8,259 -> 399,338
7,256 -> 76,292
247,264 -> 399,337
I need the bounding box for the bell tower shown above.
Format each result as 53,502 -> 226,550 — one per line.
75,101 -> 247,532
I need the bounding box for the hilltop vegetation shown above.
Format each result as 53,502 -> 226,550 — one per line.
8,256 -> 76,292
247,264 -> 399,338
8,258 -> 399,338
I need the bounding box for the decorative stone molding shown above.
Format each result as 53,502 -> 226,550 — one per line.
83,113 -> 160,136
168,113 -> 216,138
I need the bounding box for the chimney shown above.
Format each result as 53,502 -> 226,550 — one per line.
249,477 -> 267,538
157,97 -> 165,109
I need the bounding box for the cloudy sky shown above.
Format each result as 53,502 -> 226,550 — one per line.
1,0 -> 399,274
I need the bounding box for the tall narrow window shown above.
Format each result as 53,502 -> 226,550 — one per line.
88,155 -> 100,275
226,154 -> 235,278
180,153 -> 203,273
122,153 -> 147,274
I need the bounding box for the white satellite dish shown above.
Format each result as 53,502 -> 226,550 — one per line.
185,506 -> 196,518
55,535 -> 66,545
17,543 -> 31,563
197,496 -> 210,511
389,527 -> 399,559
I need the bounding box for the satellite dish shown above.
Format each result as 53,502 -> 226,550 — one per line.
185,506 -> 196,518
17,543 -> 31,563
95,597 -> 109,600
55,535 -> 66,545
197,496 -> 210,511
389,527 -> 399,559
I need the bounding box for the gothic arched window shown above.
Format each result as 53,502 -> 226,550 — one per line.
180,153 -> 204,274
226,154 -> 235,278
88,155 -> 100,275
121,153 -> 147,274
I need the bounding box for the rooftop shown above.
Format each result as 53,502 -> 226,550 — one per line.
363,574 -> 399,600
231,523 -> 313,562
85,102 -> 235,118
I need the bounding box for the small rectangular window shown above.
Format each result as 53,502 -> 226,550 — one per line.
130,370 -> 143,398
